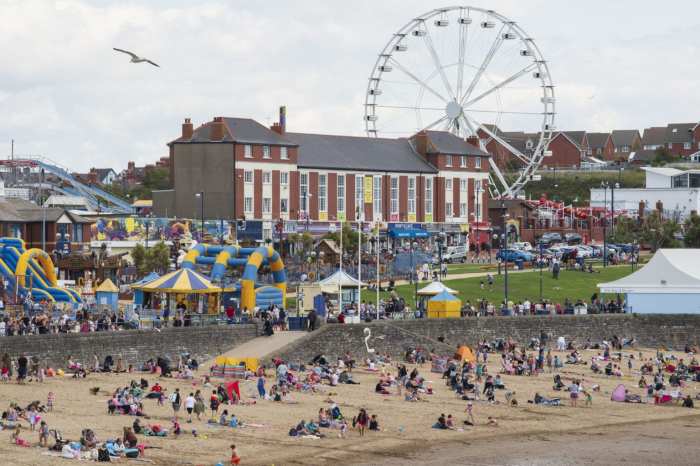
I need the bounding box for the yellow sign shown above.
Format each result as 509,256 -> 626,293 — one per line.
364,176 -> 373,204
459,223 -> 469,233
337,212 -> 346,221
425,213 -> 433,222
407,213 -> 416,222
319,211 -> 328,221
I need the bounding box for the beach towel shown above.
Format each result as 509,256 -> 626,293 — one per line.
611,384 -> 626,402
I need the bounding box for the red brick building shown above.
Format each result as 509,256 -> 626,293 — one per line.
541,132 -> 584,168
586,132 -> 615,161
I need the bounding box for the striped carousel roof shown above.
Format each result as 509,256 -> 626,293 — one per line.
134,268 -> 221,294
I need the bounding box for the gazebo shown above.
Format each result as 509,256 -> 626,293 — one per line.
416,281 -> 458,311
319,269 -> 366,308
133,268 -> 222,315
95,278 -> 119,311
427,290 -> 461,319
131,272 -> 160,307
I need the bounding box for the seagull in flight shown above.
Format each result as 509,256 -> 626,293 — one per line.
113,48 -> 160,67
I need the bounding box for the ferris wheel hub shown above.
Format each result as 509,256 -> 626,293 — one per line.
445,100 -> 463,120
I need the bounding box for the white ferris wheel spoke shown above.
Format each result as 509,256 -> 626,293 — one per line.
462,63 -> 537,108
421,24 -> 456,100
460,24 -> 507,105
465,113 -> 531,165
375,104 -> 445,111
456,9 -> 470,102
388,57 -> 448,103
468,109 -> 544,115
419,114 -> 449,133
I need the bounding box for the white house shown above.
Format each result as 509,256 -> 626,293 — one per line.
590,167 -> 700,221
598,249 -> 700,314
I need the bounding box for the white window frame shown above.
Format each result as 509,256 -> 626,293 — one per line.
684,142 -> 691,150
460,179 -> 467,191
280,198 -> 288,213
280,172 -> 288,185
244,144 -> 252,158
263,145 -> 271,159
445,154 -> 452,167
355,175 -> 364,218
263,171 -> 271,184
300,173 -> 308,212
373,175 -> 382,218
244,197 -> 253,213
460,156 -> 467,168
445,178 -> 452,191
280,146 -> 288,160
425,177 -> 433,215
408,177 -> 416,214
337,175 -> 345,213
244,170 -> 253,183
263,197 -> 271,214
446,202 -> 453,217
318,174 -> 327,212
390,176 -> 399,214
460,202 -> 467,217
475,157 -> 481,169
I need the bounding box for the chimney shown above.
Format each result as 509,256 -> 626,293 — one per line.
182,118 -> 193,139
413,131 -> 428,157
271,122 -> 283,135
466,135 -> 480,147
210,116 -> 225,141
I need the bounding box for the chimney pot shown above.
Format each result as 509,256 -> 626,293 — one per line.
271,122 -> 283,135
182,118 -> 194,139
211,117 -> 225,141
466,135 -> 480,147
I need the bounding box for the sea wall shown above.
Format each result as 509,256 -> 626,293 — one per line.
272,314 -> 700,363
0,324 -> 259,368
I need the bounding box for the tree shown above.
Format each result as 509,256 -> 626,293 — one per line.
640,211 -> 680,251
145,242 -> 171,274
609,216 -> 640,244
652,147 -> 676,166
683,213 -> 700,247
131,243 -> 146,275
322,223 -> 358,254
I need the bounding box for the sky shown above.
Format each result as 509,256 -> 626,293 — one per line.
1,0 -> 699,171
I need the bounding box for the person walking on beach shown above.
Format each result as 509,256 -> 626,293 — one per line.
185,392 -> 196,423
569,380 -> 580,407
170,388 -> 182,420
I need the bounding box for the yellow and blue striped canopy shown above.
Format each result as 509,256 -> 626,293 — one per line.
134,268 -> 221,294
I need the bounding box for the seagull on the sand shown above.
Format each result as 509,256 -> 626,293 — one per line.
113,48 -> 160,67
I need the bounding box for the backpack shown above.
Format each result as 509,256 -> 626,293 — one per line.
97,447 -> 111,462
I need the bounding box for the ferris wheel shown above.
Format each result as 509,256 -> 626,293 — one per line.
364,6 -> 556,198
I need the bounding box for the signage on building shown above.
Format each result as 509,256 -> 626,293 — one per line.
364,176 -> 373,204
407,213 -> 416,222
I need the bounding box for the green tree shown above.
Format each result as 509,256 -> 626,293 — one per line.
683,213 -> 700,247
652,147 -> 677,166
131,243 -> 146,275
145,241 -> 171,274
322,223 -> 358,254
609,216 -> 640,244
640,211 -> 680,251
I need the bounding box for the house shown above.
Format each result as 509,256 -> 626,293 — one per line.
542,132 -> 585,168
44,195 -> 91,212
478,128 -> 539,169
665,123 -> 697,157
586,132 -> 615,161
611,130 -> 641,161
641,127 -> 667,151
74,168 -> 117,186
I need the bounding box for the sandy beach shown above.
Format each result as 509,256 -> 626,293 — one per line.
1,347 -> 698,465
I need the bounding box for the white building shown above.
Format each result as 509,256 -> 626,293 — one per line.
599,249 -> 700,313
590,167 -> 700,221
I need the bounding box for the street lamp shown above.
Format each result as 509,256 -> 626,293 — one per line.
195,191 -> 205,241
410,240 -> 418,307
474,182 -> 482,260
436,229 -> 446,280
600,181 -> 609,267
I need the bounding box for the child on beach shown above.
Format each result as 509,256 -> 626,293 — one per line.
27,407 -> 39,431
584,391 -> 593,407
230,444 -> 241,465
38,421 -> 49,447
464,401 -> 475,425
47,392 -> 55,412
210,390 -> 220,419
12,427 -> 30,447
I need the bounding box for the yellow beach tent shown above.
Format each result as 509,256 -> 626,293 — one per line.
427,290 -> 461,318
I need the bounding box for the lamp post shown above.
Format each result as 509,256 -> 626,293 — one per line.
195,191 -> 204,241
410,240 -> 419,308
436,229 -> 446,281
538,242 -> 544,301
601,181 -> 609,267
475,182 -> 481,259
40,168 -> 46,252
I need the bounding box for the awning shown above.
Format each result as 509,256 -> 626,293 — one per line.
134,268 -> 221,294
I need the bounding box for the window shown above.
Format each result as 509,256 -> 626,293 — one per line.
244,170 -> 253,183
622,145 -> 630,152
373,176 -> 382,216
263,197 -> 271,213
684,142 -> 691,150
475,157 -> 481,169
446,202 -> 453,217
73,224 -> 83,243
390,177 -> 399,214
460,202 -> 467,217
318,174 -> 327,212
300,173 -> 308,212
668,142 -> 673,149
263,145 -> 271,159
425,178 -> 433,214
280,172 -> 288,185
244,145 -> 252,158
280,146 -> 288,160
460,179 -> 467,191
280,198 -> 288,213
445,179 -> 452,191
408,177 -> 416,214
596,148 -> 602,155
263,171 -> 271,184
337,175 -> 345,213
355,175 -> 363,215
244,197 -> 253,213
460,156 -> 466,168
445,155 -> 452,167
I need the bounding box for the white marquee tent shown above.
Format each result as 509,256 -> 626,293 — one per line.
417,281 -> 458,296
598,249 -> 700,313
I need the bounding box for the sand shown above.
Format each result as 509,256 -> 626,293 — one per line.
1,347 -> 698,465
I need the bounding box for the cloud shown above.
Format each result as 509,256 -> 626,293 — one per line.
0,0 -> 698,170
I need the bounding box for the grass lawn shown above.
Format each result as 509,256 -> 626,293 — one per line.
379,265 -> 635,308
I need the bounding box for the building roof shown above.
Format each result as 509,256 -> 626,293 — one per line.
44,195 -> 90,208
177,118 -> 297,146
562,131 -> 586,147
611,130 -> 640,147
641,167 -> 682,177
629,149 -> 658,163
286,132 -> 438,173
599,249 -> 700,293
424,131 -> 490,156
665,123 -> 696,144
586,132 -> 610,150
0,198 -> 92,223
641,127 -> 666,146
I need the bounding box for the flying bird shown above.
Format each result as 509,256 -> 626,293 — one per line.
113,48 -> 160,67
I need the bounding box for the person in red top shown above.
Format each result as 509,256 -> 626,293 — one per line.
151,382 -> 162,393
225,306 -> 235,322
230,444 -> 241,465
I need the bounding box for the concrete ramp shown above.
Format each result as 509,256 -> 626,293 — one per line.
201,330 -> 306,370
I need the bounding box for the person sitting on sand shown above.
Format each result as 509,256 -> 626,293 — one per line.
369,414 -> 380,431
682,395 -> 694,408
433,413 -> 448,429
532,392 -> 561,406
486,416 -> 498,426
123,427 -> 137,448
12,426 -> 31,447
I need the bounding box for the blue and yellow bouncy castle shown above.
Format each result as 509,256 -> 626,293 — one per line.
181,244 -> 286,310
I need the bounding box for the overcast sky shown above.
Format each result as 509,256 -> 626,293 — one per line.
1,0 -> 699,171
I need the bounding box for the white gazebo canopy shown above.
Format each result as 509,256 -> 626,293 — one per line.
319,269 -> 366,293
417,281 -> 458,296
598,249 -> 700,294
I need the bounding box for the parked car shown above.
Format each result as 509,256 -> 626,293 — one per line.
564,232 -> 582,245
511,241 -> 533,252
496,249 -> 534,263
443,245 -> 468,263
538,232 -> 562,245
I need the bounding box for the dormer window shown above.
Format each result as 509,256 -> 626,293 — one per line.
445,155 -> 453,167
